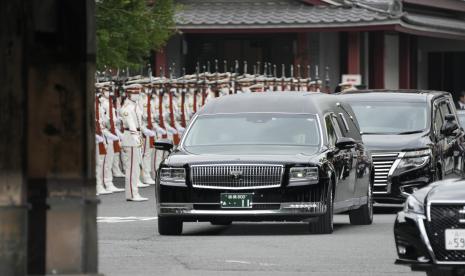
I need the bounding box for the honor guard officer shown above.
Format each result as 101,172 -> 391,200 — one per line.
95,84 -> 112,195
120,83 -> 148,202
139,82 -> 157,185
100,84 -> 125,193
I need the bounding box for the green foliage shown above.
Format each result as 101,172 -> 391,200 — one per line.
96,0 -> 176,70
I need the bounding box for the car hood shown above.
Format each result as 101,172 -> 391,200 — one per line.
163,150 -> 324,166
426,178 -> 465,202
362,132 -> 431,152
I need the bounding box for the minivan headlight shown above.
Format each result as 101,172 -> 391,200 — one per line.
288,167 -> 319,186
160,167 -> 186,187
397,149 -> 431,172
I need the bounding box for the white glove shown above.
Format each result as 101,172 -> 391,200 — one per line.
166,125 -> 178,135
105,132 -> 119,141
155,126 -> 167,136
142,127 -> 156,137
95,134 -> 105,143
116,129 -> 124,140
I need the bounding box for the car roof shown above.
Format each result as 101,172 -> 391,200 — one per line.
198,92 -> 342,116
338,89 -> 450,103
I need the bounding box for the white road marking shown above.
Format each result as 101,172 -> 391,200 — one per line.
97,216 -> 158,223
225,260 -> 251,265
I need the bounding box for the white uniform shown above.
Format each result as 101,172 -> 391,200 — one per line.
112,96 -> 125,177
139,92 -> 156,185
100,96 -> 124,193
120,96 -> 147,201
95,96 -> 111,195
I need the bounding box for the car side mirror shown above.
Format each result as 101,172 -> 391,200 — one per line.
154,139 -> 174,151
335,137 -> 356,150
441,120 -> 459,137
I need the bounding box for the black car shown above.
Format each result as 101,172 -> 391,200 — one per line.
154,92 -> 373,235
340,90 -> 464,205
394,178 -> 465,276
457,110 -> 465,129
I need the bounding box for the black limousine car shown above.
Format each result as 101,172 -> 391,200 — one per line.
154,92 -> 373,235
340,90 -> 465,205
394,178 -> 465,276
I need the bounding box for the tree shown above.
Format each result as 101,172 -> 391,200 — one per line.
96,0 -> 176,70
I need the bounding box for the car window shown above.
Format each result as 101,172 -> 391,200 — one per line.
338,113 -> 350,132
325,115 -> 337,147
440,101 -> 452,117
331,116 -> 343,138
434,104 -> 444,135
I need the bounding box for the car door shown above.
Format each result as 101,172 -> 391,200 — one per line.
441,98 -> 465,176
433,100 -> 446,177
325,114 -> 353,209
337,111 -> 370,201
438,99 -> 458,175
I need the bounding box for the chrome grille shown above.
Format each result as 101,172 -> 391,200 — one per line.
372,152 -> 399,194
426,204 -> 465,262
190,164 -> 284,190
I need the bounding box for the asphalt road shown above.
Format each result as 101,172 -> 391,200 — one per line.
98,179 -> 423,276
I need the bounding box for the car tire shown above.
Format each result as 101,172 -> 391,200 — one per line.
210,219 -> 232,226
158,217 -> 183,235
349,183 -> 373,225
309,189 -> 334,234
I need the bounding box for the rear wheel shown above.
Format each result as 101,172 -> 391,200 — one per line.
158,217 -> 183,235
349,183 -> 373,225
309,189 -> 333,234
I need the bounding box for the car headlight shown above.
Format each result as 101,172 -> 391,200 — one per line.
160,167 -> 186,187
397,149 -> 431,172
288,167 -> 319,186
404,195 -> 425,215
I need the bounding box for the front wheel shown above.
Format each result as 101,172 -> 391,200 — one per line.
158,217 -> 183,235
349,183 -> 373,225
309,190 -> 333,234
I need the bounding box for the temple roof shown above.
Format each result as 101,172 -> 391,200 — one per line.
174,0 -> 465,39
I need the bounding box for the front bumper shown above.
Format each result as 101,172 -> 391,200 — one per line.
394,211 -> 465,272
158,202 -> 326,222
157,184 -> 329,222
375,165 -> 433,205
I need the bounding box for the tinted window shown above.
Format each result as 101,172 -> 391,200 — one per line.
325,115 -> 337,146
350,101 -> 428,134
184,113 -> 321,154
434,105 -> 444,134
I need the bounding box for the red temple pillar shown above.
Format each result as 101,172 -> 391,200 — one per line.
399,34 -> 418,89
294,33 -> 310,76
399,34 -> 410,89
155,47 -> 167,77
347,32 -> 360,74
369,31 -> 385,89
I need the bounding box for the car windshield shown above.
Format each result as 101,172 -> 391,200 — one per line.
349,101 -> 428,134
183,113 -> 321,155
457,113 -> 465,128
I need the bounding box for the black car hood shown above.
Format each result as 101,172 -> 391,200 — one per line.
163,150 -> 324,166
426,178 -> 465,202
362,132 -> 431,152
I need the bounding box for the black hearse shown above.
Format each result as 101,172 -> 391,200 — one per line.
340,91 -> 465,205
155,92 -> 373,235
394,178 -> 465,276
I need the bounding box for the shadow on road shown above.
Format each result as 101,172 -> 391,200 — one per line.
182,222 -> 352,236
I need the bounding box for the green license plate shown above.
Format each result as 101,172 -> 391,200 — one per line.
220,193 -> 253,209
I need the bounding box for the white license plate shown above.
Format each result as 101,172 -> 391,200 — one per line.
445,229 -> 465,250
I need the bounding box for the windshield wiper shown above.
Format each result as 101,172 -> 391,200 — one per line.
397,130 -> 424,135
